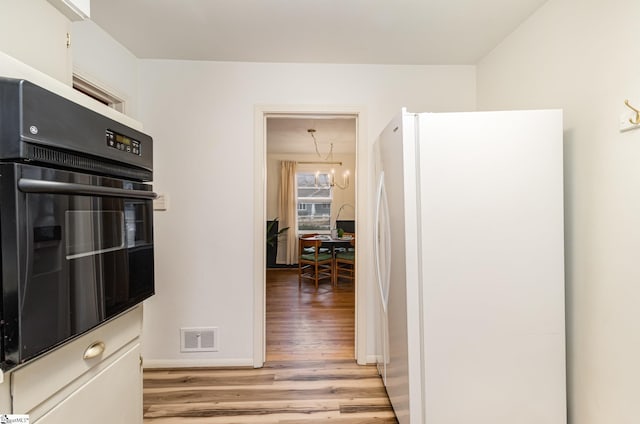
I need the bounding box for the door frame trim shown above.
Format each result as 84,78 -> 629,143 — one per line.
253,104 -> 368,367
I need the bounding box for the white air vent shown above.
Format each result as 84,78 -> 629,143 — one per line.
180,327 -> 218,352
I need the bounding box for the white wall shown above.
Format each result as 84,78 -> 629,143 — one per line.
477,1 -> 640,423
139,60 -> 476,366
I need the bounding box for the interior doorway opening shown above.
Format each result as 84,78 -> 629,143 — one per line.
265,114 -> 357,362
253,106 -> 367,367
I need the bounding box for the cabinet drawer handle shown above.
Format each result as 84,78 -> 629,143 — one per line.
83,341 -> 106,360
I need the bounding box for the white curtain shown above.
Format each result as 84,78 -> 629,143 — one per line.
277,161 -> 298,264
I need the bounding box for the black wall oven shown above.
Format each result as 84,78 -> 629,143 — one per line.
0,78 -> 155,370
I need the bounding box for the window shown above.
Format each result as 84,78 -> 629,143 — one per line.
297,172 -> 332,232
72,73 -> 126,113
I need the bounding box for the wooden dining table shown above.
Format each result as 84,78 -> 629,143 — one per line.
304,234 -> 353,256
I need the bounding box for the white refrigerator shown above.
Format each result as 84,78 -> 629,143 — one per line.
374,109 -> 567,424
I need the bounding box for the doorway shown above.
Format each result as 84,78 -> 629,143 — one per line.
265,115 -> 356,361
253,106 -> 368,367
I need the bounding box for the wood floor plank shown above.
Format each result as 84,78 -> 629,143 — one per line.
144,373 -> 277,389
143,269 -> 397,423
144,384 -> 389,404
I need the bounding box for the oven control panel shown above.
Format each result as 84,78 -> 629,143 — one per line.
106,129 -> 141,156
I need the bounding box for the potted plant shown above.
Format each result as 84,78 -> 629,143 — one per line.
266,218 -> 289,267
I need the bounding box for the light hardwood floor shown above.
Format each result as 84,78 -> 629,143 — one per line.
143,269 -> 397,423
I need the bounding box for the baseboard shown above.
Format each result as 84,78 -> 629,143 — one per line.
365,354 -> 381,365
266,264 -> 297,270
144,357 -> 254,369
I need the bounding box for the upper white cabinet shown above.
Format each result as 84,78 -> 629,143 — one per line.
0,0 -> 73,85
47,0 -> 90,21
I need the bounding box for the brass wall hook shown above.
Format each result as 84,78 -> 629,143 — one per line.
624,99 -> 640,125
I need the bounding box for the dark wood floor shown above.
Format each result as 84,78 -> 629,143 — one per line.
143,269 -> 397,423
266,268 -> 355,361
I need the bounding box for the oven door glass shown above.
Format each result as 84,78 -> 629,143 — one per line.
0,163 -> 154,366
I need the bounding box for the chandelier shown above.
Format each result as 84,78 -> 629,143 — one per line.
308,128 -> 334,161
308,128 -> 350,190
314,168 -> 350,190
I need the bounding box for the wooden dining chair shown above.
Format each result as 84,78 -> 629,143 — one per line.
299,238 -> 333,290
299,233 -> 330,255
334,232 -> 355,255
299,233 -> 318,254
334,236 -> 355,286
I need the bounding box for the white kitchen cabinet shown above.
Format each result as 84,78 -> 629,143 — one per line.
47,0 -> 90,21
4,306 -> 144,423
0,0 -> 73,85
33,344 -> 142,424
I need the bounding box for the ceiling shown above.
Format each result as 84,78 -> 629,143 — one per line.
267,117 -> 356,155
88,1 -> 547,155
89,0 -> 548,65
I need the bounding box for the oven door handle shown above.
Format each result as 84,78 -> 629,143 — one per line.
17,179 -> 158,200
